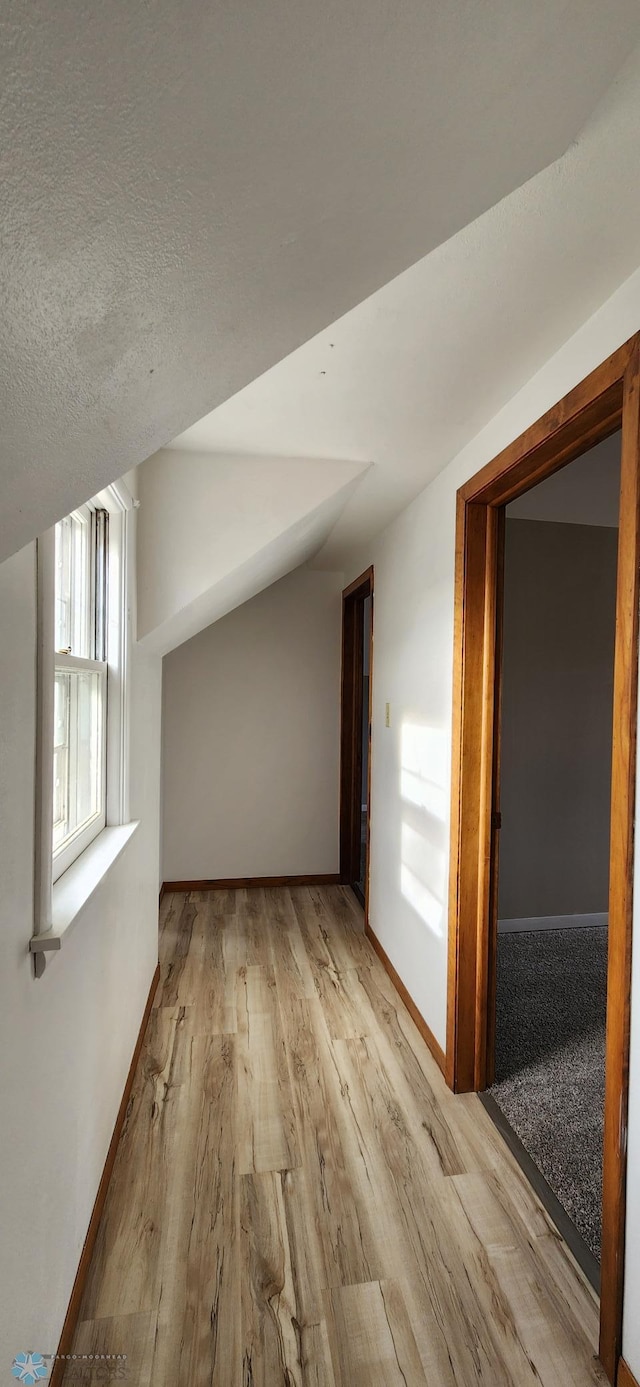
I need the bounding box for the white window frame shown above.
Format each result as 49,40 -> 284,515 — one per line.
52,502 -> 108,881
52,652 -> 108,880
32,479 -> 135,966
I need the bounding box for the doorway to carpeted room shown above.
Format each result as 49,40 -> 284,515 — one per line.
488,923 -> 607,1267
486,434 -> 620,1285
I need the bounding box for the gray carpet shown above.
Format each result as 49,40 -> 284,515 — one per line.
488,926 -> 607,1261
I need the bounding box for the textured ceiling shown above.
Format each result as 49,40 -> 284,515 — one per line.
3,0 -> 640,560
169,44 -> 640,568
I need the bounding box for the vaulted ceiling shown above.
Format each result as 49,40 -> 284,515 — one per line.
3,0 -> 640,561
168,44 -> 640,567
136,450 -> 367,653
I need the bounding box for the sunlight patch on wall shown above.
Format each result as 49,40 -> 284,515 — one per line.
400,721 -> 448,822
400,821 -> 446,937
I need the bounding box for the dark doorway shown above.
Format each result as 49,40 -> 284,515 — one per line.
340,568 -> 374,910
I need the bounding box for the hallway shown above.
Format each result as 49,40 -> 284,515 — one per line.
65,886 -> 606,1385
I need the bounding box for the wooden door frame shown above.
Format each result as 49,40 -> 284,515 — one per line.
445,334 -> 640,1383
340,567 -> 374,915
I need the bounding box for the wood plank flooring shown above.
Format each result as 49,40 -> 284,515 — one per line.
65,886 -> 606,1385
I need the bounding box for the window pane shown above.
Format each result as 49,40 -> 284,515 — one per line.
53,668 -> 105,859
94,509 -> 108,663
71,512 -> 90,657
54,518 -> 72,654
53,672 -> 70,852
74,670 -> 103,827
54,509 -> 92,656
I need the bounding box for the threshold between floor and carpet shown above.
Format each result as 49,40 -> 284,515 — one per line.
488,925 -> 607,1266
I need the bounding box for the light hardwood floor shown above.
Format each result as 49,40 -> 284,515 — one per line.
65,886 -> 606,1385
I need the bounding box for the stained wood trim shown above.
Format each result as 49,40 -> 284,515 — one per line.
618,1359 -> 640,1387
163,873 -> 342,892
446,500 -> 498,1091
363,588 -> 374,929
342,564 -> 374,600
159,882 -> 166,906
366,922 -> 446,1075
458,340 -> 631,504
484,505 -> 505,1090
600,338 -> 640,1382
49,961 -> 160,1387
447,330 -> 640,1384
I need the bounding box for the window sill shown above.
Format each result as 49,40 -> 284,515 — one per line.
30,822 -> 140,955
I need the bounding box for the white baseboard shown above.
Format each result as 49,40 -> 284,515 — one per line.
498,911 -> 608,934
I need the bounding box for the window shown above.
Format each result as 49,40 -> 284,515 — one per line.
52,505 -> 109,879
32,478 -> 135,959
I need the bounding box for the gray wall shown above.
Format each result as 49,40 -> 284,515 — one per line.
498,518 -> 618,921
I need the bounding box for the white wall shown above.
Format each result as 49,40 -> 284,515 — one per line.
162,566 -> 342,882
340,263 -> 640,1376
0,535 -> 162,1365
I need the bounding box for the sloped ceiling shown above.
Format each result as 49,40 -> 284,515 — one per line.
2,0 -> 640,561
169,45 -> 640,568
136,451 -> 367,654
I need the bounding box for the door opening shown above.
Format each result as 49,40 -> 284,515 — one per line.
446,335 -> 640,1383
340,568 -> 374,913
485,434 -> 620,1294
